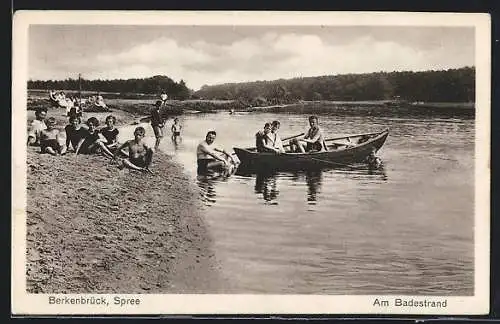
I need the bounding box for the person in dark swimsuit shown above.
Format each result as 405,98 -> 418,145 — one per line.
100,115 -> 119,150
75,117 -> 115,157
150,101 -> 165,151
65,115 -> 86,152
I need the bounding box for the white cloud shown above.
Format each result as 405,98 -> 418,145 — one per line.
31,32 -> 474,90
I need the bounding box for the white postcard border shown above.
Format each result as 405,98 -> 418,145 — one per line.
12,11 -> 491,315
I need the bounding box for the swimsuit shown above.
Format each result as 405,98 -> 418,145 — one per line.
40,139 -> 60,152
65,125 -> 85,149
78,129 -> 101,154
101,128 -> 119,145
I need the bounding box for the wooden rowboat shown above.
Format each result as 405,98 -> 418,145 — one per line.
233,129 -> 389,170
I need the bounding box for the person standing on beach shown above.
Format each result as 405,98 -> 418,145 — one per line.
196,131 -> 234,174
150,100 -> 165,151
27,107 -> 47,146
160,92 -> 168,103
113,126 -> 154,174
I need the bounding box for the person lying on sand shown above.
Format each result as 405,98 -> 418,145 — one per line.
39,117 -> 66,155
75,117 -> 114,158
113,126 -> 154,174
65,115 -> 86,152
27,107 -> 47,146
196,130 -> 235,174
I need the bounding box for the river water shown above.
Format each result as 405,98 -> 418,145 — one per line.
122,106 -> 475,295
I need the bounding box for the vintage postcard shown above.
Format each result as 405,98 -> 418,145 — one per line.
12,11 -> 490,315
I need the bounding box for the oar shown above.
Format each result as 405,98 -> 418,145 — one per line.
294,154 -> 355,168
282,133 -> 305,142
309,158 -> 355,168
324,129 -> 388,143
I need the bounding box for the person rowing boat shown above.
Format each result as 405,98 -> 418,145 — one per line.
289,115 -> 326,153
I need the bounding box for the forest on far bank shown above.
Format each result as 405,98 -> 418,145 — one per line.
28,67 -> 474,105
194,67 -> 475,105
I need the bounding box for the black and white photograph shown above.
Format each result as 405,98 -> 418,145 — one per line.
12,11 -> 490,315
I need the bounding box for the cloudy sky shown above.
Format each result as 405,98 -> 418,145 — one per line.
29,25 -> 475,90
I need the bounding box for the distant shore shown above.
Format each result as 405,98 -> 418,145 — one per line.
28,89 -> 474,116
26,109 -> 230,293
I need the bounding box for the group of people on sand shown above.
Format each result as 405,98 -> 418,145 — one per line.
27,107 -> 155,174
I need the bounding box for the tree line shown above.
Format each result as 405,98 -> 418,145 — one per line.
194,67 -> 475,104
28,75 -> 192,100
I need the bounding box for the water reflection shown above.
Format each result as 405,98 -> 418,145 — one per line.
254,172 -> 279,203
196,164 -> 239,206
196,175 -> 217,205
305,170 -> 323,204
171,134 -> 182,150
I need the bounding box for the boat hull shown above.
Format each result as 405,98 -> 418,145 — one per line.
233,129 -> 389,171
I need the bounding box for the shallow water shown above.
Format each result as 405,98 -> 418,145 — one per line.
121,106 -> 475,295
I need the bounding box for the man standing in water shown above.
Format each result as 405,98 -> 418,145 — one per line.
196,130 -> 235,174
150,100 -> 165,151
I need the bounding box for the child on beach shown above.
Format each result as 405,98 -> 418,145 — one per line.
171,118 -> 182,137
27,107 -> 47,146
75,117 -> 114,158
39,117 -> 66,155
100,115 -> 119,151
150,101 -> 165,151
113,126 -> 154,174
65,115 -> 86,152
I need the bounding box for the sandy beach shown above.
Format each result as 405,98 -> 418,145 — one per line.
25,109 -> 229,294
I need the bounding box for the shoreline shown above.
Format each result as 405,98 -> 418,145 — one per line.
26,108 -> 230,293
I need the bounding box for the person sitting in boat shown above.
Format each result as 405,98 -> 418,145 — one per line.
268,120 -> 285,153
196,130 -> 235,174
256,123 -> 281,154
289,115 -> 326,153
